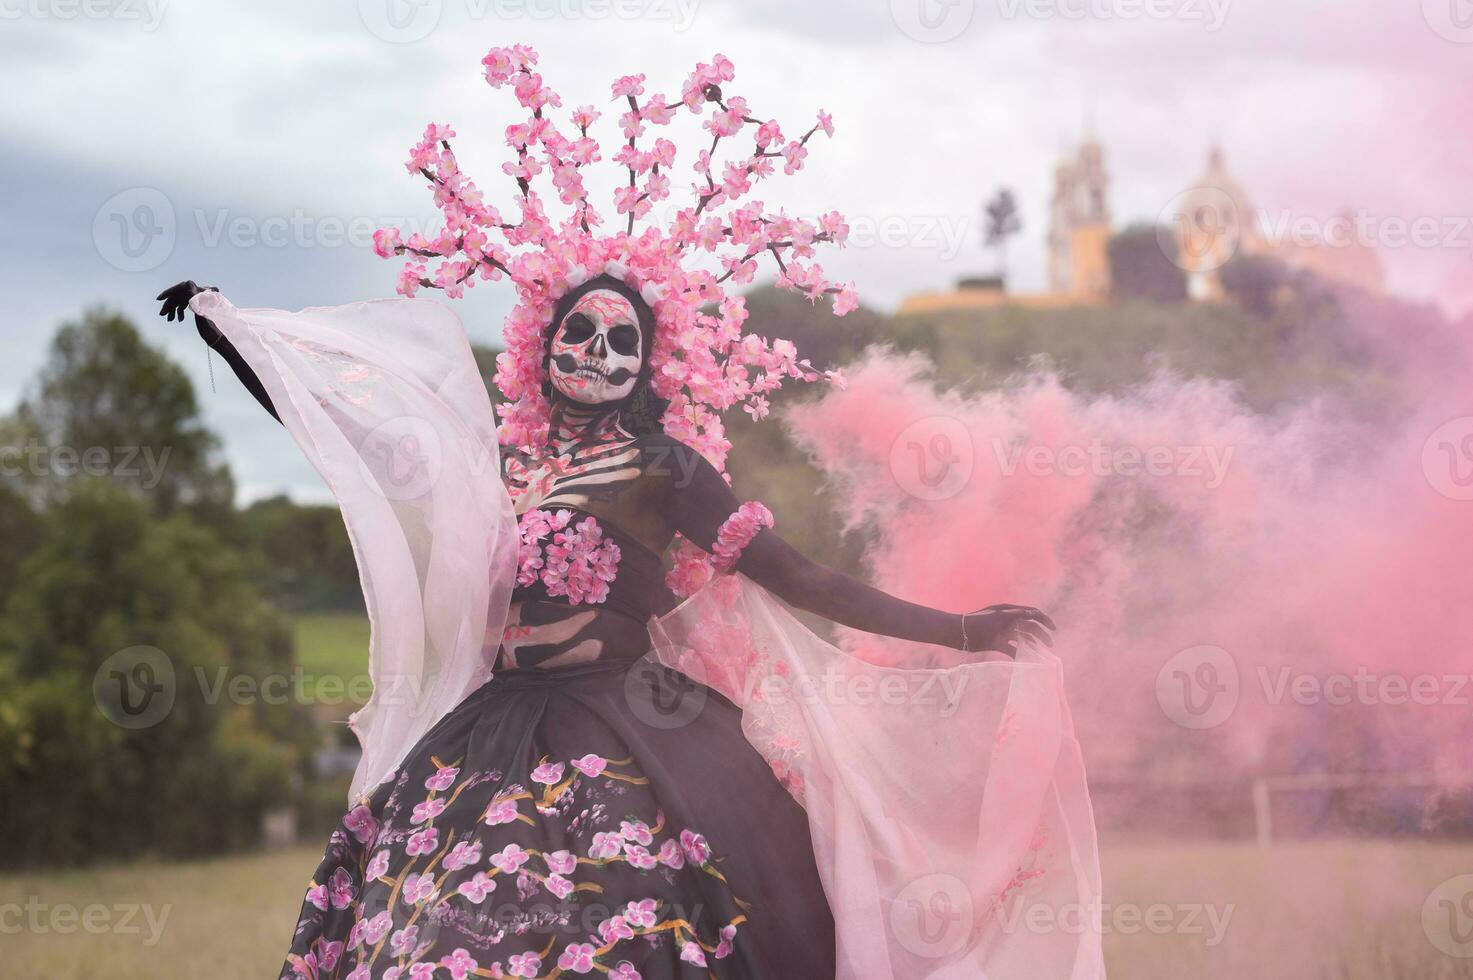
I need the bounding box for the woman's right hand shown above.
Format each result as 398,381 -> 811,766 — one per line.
156,280 -> 215,322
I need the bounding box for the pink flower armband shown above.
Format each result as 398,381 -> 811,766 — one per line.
710,501 -> 774,573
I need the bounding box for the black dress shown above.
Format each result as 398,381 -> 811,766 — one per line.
280,513 -> 837,980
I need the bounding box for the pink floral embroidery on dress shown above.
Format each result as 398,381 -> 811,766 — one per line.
516,508 -> 621,604
664,502 -> 774,598
711,501 -> 773,572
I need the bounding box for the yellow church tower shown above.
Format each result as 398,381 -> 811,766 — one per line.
1048,137 -> 1112,301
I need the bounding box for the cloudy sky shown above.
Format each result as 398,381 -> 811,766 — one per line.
2,0 -> 1469,500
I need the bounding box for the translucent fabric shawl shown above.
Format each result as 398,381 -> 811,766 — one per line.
194,294 -> 1105,980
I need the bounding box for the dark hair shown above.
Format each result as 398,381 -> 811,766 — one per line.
541,274 -> 669,435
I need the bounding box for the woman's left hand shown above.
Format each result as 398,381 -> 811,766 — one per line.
959,604 -> 1056,657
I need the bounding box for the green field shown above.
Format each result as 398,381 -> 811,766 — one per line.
292,612 -> 372,689
2,839 -> 1470,979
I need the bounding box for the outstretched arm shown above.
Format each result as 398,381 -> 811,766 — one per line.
156,280 -> 281,423
667,444 -> 1054,656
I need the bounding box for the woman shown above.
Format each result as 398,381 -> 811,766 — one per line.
156,46 -> 1095,980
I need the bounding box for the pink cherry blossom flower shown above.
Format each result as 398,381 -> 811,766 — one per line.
444,840 -> 483,872
425,765 -> 460,792
491,843 -> 530,874
366,850 -> 391,881
484,798 -> 520,826
306,882 -> 328,911
544,873 -> 575,899
832,283 -> 858,316
530,761 -> 565,785
624,899 -> 658,928
343,806 -> 377,846
608,962 -> 642,980
405,827 -> 439,856
441,948 -> 480,980
329,867 -> 355,909
457,871 -> 496,903
598,915 -> 636,943
781,141 -> 808,175
412,798 -> 446,824
558,942 -> 598,973
679,829 -> 712,865
656,839 -> 686,869
389,924 -> 419,957
619,820 -> 653,845
363,911 -> 393,946
570,104 -> 600,129
816,109 -> 834,137
679,941 -> 708,966
372,227 -> 401,259
624,844 -> 658,870
315,939 -> 344,971
544,849 -> 577,875
570,753 -> 607,777
402,871 -> 437,906
507,951 -> 542,978
589,832 -> 622,860
611,74 -> 645,98
714,923 -> 738,959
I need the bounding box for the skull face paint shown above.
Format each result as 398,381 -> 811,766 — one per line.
548,289 -> 644,406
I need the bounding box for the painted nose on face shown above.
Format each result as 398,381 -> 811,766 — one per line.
586,334 -> 607,359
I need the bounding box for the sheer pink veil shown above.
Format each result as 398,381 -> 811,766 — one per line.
190,292 -> 518,802
651,576 -> 1105,979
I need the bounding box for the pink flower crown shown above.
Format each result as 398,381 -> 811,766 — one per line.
373,44 -> 855,473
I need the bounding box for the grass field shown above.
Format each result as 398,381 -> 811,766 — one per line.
291,612 -> 372,703
3,838 -> 1470,978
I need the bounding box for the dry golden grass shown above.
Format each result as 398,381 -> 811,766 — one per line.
1,838 -> 1470,978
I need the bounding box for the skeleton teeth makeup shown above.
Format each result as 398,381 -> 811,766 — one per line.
548,288 -> 643,406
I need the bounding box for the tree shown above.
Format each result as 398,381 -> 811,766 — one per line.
0,480 -> 308,866
983,188 -> 1022,281
11,307 -> 234,518
1108,224 -> 1188,302
1217,253 -> 1291,318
